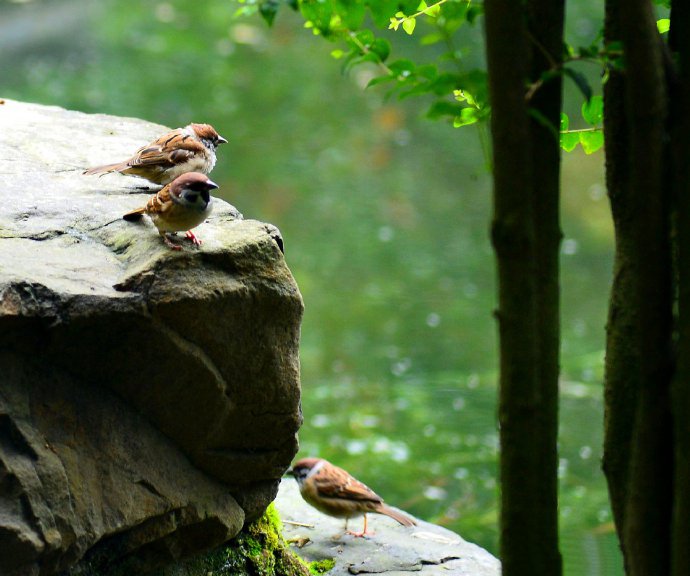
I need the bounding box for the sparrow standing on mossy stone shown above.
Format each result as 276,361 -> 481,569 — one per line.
290,457 -> 417,537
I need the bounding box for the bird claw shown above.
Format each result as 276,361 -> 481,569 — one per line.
346,529 -> 373,538
185,230 -> 202,246
162,234 -> 182,251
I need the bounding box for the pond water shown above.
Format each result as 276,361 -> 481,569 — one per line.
0,1 -> 622,573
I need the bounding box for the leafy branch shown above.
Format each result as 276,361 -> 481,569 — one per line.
388,0 -> 449,35
560,96 -> 604,154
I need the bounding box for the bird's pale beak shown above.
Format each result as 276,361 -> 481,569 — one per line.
207,179 -> 219,190
217,135 -> 228,145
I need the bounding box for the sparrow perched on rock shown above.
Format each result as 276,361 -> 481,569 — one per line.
290,457 -> 416,537
122,172 -> 217,250
84,123 -> 227,185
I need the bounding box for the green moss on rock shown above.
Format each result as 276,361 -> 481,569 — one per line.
307,558 -> 336,575
159,504 -> 312,576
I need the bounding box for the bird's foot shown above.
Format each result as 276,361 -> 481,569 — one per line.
345,529 -> 373,538
162,234 -> 182,251
185,230 -> 202,246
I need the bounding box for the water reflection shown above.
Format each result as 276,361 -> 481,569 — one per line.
0,1 -> 620,574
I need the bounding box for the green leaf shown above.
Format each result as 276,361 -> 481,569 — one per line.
427,101 -> 465,119
562,67 -> 593,102
353,28 -> 375,45
581,95 -> 603,125
331,49 -> 345,59
579,130 -> 604,154
300,0 -> 335,34
259,0 -> 280,26
370,38 -> 391,62
420,1 -> 441,17
388,59 -> 416,77
466,5 -> 483,23
420,32 -> 444,45
402,17 -> 417,35
370,0 -> 403,27
560,133 -> 580,152
335,0 -> 366,29
657,19 -> 670,34
559,114 -> 579,151
455,89 -> 477,108
453,107 -> 480,128
367,73 -> 397,88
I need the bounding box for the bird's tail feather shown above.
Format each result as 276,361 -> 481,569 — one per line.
379,505 -> 417,527
83,161 -> 129,176
123,207 -> 146,222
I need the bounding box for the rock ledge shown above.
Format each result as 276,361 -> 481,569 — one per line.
0,99 -> 303,575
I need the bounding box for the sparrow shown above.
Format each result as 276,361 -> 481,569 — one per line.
84,123 -> 227,185
290,457 -> 416,537
122,172 -> 217,250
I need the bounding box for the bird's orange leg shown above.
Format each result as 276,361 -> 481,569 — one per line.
347,514 -> 373,537
185,230 -> 202,246
161,233 -> 182,251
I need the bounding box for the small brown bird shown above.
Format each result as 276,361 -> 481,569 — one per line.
290,457 -> 416,537
84,123 -> 227,185
123,172 -> 217,250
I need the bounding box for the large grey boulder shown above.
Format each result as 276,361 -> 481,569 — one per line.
0,99 -> 303,575
275,479 -> 501,576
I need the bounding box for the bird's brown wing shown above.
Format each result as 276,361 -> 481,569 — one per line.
145,183 -> 175,214
122,183 -> 174,221
313,465 -> 384,505
129,132 -> 205,168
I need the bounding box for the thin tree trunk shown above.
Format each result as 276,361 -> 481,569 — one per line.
669,4 -> 690,574
527,0 -> 564,573
484,1 -> 563,573
603,0 -> 673,573
601,0 -> 637,553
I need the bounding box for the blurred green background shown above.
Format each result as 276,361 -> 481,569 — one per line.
0,0 -> 620,573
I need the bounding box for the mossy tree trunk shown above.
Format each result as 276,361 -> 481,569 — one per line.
484,0 -> 564,574
603,0 -> 680,574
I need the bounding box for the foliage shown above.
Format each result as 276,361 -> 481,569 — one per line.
236,0 -> 489,130
560,96 -> 604,155
234,0 -> 668,157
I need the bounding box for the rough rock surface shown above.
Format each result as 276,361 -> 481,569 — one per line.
275,479 -> 501,576
0,99 -> 303,575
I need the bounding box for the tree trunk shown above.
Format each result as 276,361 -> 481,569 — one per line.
526,1 -> 564,574
484,1 -> 563,573
669,4 -> 690,574
603,0 -> 673,573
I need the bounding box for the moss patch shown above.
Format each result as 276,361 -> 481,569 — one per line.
308,558 -> 336,575
155,504 -> 313,576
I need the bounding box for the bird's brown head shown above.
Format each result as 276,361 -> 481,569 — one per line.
290,457 -> 325,485
190,123 -> 228,146
170,172 -> 218,207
